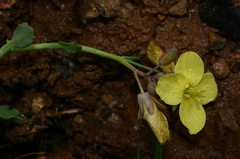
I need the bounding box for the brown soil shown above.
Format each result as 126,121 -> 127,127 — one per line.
0,0 -> 240,159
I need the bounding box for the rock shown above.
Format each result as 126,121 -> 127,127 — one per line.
209,32 -> 226,50
212,58 -> 230,79
74,115 -> 84,124
0,0 -> 16,9
78,0 -> 134,23
169,0 -> 188,16
32,97 -> 45,114
157,14 -> 166,21
200,0 -> 240,42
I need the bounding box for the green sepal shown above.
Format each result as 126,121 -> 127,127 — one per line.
0,106 -> 23,125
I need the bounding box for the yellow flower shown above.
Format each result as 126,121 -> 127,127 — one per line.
156,51 -> 218,134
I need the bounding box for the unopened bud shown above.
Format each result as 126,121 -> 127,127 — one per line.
147,41 -> 176,74
147,82 -> 157,94
147,41 -> 164,65
159,48 -> 177,66
149,72 -> 164,82
137,93 -> 155,116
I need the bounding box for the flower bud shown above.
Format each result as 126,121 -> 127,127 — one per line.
147,41 -> 176,73
147,82 -> 157,94
137,92 -> 170,144
147,41 -> 163,65
159,48 -> 177,66
149,72 -> 164,82
137,93 -> 155,115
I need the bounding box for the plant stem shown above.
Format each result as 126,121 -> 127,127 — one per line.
81,45 -> 148,77
134,71 -> 144,93
6,43 -> 68,55
6,43 -> 155,74
147,64 -> 160,75
125,59 -> 159,72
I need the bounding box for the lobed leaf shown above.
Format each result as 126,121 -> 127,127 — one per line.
0,23 -> 35,57
0,106 -> 23,125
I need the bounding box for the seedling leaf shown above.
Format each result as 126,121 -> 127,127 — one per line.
0,106 -> 23,125
0,23 -> 35,57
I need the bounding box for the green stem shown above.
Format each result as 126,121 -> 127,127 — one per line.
147,64 -> 160,75
81,45 -> 134,69
125,59 -> 159,72
5,43 -> 158,72
6,43 -> 70,55
6,43 -> 153,75
5,42 -> 151,94
81,45 -> 148,77
81,46 -> 147,93
134,71 -> 144,93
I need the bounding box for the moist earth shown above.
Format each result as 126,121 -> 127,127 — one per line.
0,0 -> 240,159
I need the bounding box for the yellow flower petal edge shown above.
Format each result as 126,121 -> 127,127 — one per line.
195,72 -> 218,105
156,73 -> 188,105
175,51 -> 204,87
179,98 -> 206,134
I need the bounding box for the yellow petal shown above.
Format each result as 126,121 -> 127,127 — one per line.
156,73 -> 187,105
147,41 -> 164,65
143,104 -> 170,144
179,98 -> 206,134
175,51 -> 204,87
196,72 -> 218,105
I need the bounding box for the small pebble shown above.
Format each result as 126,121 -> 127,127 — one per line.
209,32 -> 226,50
0,0 -> 16,9
212,58 -> 230,79
108,113 -> 119,123
169,0 -> 188,16
74,115 -> 83,124
157,14 -> 166,21
32,97 -> 44,114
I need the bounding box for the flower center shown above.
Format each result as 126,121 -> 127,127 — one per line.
184,87 -> 205,102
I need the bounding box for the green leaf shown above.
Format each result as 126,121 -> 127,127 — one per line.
0,23 -> 35,57
58,41 -> 81,53
122,56 -> 140,61
0,106 -> 23,125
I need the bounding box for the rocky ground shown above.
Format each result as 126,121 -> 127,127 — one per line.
0,0 -> 240,158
